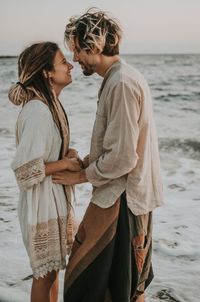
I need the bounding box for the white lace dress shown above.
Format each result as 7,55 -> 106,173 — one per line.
12,100 -> 69,279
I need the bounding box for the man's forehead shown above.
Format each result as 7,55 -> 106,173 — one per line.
74,38 -> 81,51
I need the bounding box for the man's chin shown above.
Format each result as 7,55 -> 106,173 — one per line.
83,69 -> 94,76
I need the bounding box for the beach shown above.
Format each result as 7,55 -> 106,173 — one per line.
0,54 -> 200,301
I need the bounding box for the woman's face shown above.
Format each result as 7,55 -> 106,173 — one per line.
50,49 -> 73,90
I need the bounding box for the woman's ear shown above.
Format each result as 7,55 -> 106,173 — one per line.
43,70 -> 52,79
43,70 -> 48,78
43,70 -> 54,86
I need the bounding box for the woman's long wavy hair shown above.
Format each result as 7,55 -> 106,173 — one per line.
8,42 -> 59,109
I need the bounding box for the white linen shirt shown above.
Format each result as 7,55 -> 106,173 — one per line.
86,60 -> 164,215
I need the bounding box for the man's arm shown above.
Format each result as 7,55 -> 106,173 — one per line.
85,81 -> 141,187
52,82 -> 141,187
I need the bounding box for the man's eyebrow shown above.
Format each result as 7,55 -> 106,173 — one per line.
75,46 -> 80,51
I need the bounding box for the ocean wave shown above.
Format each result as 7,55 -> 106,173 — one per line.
0,128 -> 11,136
0,87 -> 10,94
181,108 -> 197,113
154,93 -> 195,102
155,93 -> 181,102
159,138 -> 200,159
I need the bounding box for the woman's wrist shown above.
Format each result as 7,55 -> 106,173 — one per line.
60,158 -> 69,170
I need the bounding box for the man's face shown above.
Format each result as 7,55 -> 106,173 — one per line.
72,39 -> 100,76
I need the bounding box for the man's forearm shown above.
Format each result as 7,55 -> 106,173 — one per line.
52,169 -> 88,186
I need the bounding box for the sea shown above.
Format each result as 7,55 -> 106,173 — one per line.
0,54 -> 200,301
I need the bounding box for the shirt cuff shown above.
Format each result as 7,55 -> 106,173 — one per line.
85,161 -> 109,187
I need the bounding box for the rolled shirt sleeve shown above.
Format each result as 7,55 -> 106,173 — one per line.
86,81 -> 141,187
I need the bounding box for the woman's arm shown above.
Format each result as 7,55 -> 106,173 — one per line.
45,157 -> 81,176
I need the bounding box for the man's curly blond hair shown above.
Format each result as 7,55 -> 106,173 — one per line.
64,8 -> 122,56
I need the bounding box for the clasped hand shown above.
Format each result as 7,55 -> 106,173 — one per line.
63,148 -> 83,172
52,149 -> 87,185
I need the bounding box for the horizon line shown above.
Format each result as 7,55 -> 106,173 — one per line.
0,52 -> 200,58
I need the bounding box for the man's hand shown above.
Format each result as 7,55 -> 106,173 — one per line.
67,148 -> 84,169
82,154 -> 89,169
52,170 -> 87,186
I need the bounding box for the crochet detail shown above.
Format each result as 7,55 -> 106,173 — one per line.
29,217 -> 68,279
14,157 -> 45,190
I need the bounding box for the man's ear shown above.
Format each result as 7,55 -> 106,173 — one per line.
90,45 -> 101,55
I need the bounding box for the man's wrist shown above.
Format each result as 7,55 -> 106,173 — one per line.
78,170 -> 87,184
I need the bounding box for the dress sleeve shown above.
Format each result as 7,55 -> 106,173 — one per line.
11,103 -> 52,191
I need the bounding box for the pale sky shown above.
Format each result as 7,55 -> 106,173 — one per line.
0,0 -> 200,55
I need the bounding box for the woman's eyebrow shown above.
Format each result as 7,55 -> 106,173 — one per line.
60,58 -> 67,64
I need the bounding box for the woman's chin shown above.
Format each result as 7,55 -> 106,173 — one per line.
65,78 -> 72,86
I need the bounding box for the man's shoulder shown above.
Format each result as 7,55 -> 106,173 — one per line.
107,60 -> 147,92
120,61 -> 147,85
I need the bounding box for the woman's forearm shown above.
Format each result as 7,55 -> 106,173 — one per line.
45,159 -> 68,176
45,157 -> 82,176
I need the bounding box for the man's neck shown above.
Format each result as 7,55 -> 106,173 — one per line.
96,55 -> 120,77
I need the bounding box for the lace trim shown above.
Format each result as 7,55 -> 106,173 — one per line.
33,259 -> 66,279
14,157 -> 45,190
28,216 -> 69,279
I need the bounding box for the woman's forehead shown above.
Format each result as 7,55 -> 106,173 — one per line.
54,49 -> 65,61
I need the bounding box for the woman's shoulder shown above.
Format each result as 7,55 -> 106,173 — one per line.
23,99 -> 51,114
19,100 -> 52,121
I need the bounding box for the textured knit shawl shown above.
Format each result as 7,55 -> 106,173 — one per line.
47,96 -> 75,253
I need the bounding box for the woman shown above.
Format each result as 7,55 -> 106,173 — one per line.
8,42 -> 81,302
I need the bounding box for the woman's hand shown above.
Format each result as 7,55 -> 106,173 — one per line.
67,148 -> 79,159
67,148 -> 84,169
45,155 -> 82,176
62,157 -> 82,172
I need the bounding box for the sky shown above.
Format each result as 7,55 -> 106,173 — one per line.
0,0 -> 200,55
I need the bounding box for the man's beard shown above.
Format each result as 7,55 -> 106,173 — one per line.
83,68 -> 94,76
79,62 -> 95,76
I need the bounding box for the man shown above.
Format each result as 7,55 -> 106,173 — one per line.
53,8 -> 164,302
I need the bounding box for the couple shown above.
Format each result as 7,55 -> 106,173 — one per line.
9,8 -> 164,302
